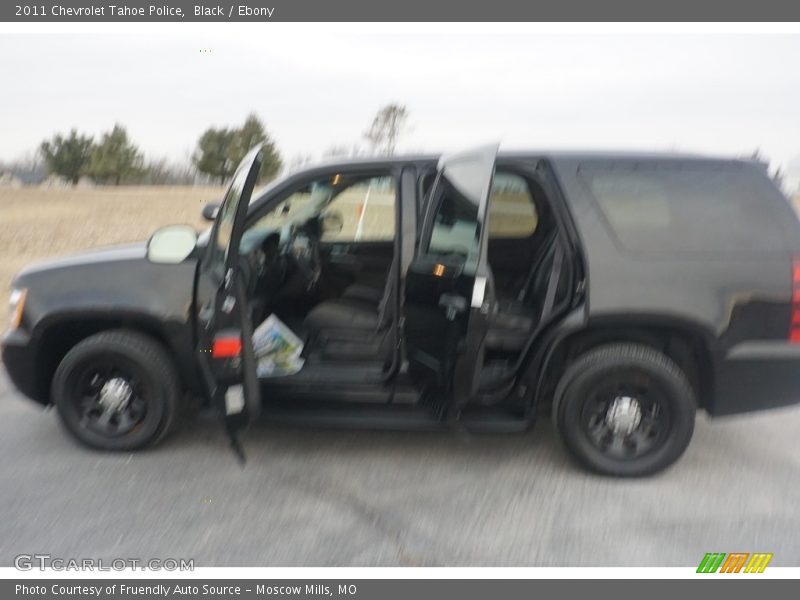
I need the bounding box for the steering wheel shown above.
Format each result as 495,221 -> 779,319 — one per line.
285,224 -> 322,292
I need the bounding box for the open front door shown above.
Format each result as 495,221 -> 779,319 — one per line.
196,147 -> 263,455
403,144 -> 498,416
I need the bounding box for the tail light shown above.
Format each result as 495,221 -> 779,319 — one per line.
790,257 -> 800,343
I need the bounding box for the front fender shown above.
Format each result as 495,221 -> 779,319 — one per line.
10,258 -> 200,404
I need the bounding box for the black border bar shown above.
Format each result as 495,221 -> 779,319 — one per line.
5,579 -> 800,599
4,0 -> 800,22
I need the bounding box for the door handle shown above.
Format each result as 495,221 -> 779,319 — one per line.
438,293 -> 467,321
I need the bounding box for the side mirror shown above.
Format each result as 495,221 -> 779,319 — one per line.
147,225 -> 198,264
320,210 -> 344,235
202,202 -> 220,221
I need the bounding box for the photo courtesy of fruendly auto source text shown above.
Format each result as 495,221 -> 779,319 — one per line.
1,0 -> 800,596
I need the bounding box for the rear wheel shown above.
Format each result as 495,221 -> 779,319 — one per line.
553,343 -> 696,477
52,330 -> 181,450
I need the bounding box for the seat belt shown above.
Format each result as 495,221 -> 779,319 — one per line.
540,242 -> 564,320
517,230 -> 557,303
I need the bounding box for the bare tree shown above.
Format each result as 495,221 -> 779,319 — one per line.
743,148 -> 787,194
364,103 -> 409,156
323,145 -> 350,159
772,166 -> 785,191
286,154 -> 314,174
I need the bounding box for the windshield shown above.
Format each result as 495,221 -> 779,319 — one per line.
245,173 -> 393,246
250,179 -> 335,236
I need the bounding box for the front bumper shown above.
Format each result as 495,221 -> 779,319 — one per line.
1,328 -> 45,404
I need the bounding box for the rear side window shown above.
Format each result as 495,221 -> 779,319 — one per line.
580,163 -> 787,257
488,173 -> 538,239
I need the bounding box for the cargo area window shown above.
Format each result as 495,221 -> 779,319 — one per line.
581,163 -> 788,257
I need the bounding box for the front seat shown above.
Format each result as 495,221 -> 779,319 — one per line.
303,255 -> 397,361
338,282 -> 384,305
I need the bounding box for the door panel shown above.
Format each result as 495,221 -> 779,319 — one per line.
403,144 -> 498,409
195,146 -> 264,437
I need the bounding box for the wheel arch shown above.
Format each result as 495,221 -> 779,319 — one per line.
532,316 -> 718,412
30,311 -> 198,405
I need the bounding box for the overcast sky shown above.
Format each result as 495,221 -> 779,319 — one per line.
1,30 -> 798,180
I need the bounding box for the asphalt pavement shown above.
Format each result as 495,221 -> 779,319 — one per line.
1,368 -> 799,567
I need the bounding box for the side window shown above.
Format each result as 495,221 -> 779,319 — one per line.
427,171 -> 539,260
581,163 -> 787,256
427,176 -> 481,263
320,176 -> 396,242
488,173 -> 538,238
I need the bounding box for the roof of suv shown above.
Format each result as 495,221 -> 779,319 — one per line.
302,150 -> 756,172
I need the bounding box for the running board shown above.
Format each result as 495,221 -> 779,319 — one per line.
260,404 -> 532,433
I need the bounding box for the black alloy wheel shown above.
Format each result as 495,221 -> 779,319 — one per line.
52,330 -> 181,450
553,343 -> 696,477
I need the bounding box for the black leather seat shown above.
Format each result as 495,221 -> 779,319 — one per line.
485,310 -> 536,352
484,232 -> 560,353
304,232 -> 560,358
303,296 -> 381,334
303,256 -> 397,360
339,283 -> 384,305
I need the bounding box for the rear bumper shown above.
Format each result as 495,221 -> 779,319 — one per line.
1,328 -> 45,404
712,341 -> 800,416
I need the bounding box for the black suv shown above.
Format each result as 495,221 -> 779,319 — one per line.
3,145 -> 800,476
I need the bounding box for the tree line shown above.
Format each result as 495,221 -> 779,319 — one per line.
32,104 -> 409,186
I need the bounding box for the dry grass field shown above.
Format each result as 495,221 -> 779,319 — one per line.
0,185 -> 223,321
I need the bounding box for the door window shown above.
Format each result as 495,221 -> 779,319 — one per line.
428,180 -> 481,262
426,157 -> 496,268
208,149 -> 261,275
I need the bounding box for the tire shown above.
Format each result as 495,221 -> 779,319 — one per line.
553,343 -> 696,477
52,330 -> 182,451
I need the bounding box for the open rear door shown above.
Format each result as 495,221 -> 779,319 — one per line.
195,147 -> 263,458
403,144 -> 498,417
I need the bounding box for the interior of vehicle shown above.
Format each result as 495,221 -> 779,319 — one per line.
480,171 -> 567,386
235,165 -> 567,403
234,171 -> 398,386
413,167 -> 569,398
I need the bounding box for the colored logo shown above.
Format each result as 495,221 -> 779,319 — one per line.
697,553 -> 773,573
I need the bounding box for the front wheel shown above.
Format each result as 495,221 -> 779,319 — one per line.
52,330 -> 182,451
553,343 -> 696,477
